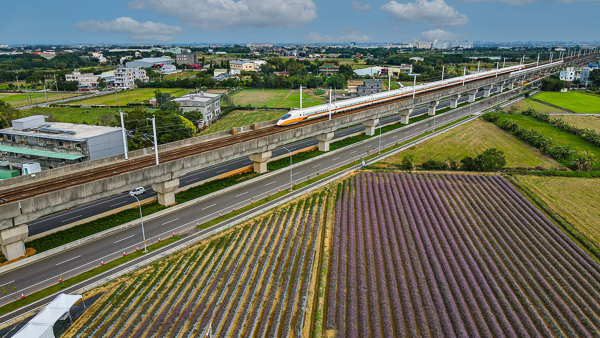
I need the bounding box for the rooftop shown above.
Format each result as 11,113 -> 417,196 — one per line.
1,120 -> 122,141
173,92 -> 221,104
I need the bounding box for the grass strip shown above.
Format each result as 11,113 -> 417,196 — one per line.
0,236 -> 180,317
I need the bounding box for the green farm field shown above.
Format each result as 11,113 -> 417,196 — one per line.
517,175 -> 600,251
230,88 -> 328,109
509,98 -> 569,113
0,92 -> 83,107
382,118 -> 561,169
70,88 -> 192,106
496,113 -> 600,163
22,106 -> 122,124
199,109 -> 286,135
534,91 -> 600,113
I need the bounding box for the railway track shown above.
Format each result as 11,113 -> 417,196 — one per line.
0,56 -> 587,204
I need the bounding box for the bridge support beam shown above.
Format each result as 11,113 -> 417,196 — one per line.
0,225 -> 28,261
482,85 -> 493,98
496,81 -> 506,93
152,178 -> 180,206
400,108 -> 413,124
249,151 -> 272,174
315,132 -> 335,152
364,119 -> 380,136
428,100 -> 440,116
468,89 -> 478,103
508,80 -> 517,90
449,94 -> 461,109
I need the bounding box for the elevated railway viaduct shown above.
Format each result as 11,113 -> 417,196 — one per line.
0,54 -> 596,259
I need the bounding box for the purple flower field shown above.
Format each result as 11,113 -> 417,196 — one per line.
70,192 -> 328,338
326,172 -> 600,338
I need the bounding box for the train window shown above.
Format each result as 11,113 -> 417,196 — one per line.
281,113 -> 292,120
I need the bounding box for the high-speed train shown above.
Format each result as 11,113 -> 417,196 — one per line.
276,61 -> 561,126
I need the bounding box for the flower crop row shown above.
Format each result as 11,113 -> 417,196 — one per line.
326,172 -> 600,337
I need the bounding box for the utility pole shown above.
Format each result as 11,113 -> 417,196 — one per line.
477,61 -> 480,72
300,85 -> 302,109
462,67 -> 466,86
503,57 -> 506,68
328,87 -> 332,120
496,62 -> 499,77
388,71 -> 391,91
16,76 -> 20,91
120,110 -> 129,160
43,84 -> 49,105
262,87 -> 265,107
148,116 -> 159,165
116,90 -> 119,106
441,65 -> 445,81
537,54 -> 540,67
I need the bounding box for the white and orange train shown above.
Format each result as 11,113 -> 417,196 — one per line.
276,61 -> 560,126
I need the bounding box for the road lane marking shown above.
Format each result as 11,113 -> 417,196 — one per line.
61,215 -> 83,223
350,151 -> 357,154
235,192 -> 248,197
216,169 -> 228,173
109,201 -> 129,208
114,235 -> 135,244
56,255 -> 81,266
162,218 -> 179,225
0,281 -> 14,288
202,204 -> 216,210
264,181 -> 276,186
332,157 -> 340,161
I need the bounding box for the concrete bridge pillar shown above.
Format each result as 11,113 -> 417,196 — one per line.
496,81 -> 506,93
152,178 -> 180,206
449,94 -> 461,109
315,132 -> 334,152
467,89 -> 478,103
400,108 -> 413,124
508,80 -> 517,90
364,119 -> 380,136
482,85 -> 494,98
427,100 -> 440,116
1,225 -> 28,261
249,151 -> 272,174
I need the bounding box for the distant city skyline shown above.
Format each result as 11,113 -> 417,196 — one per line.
2,0 -> 599,45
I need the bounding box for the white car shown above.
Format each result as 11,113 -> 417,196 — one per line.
129,187 -> 146,197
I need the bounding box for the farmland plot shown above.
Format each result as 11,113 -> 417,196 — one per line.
326,172 -> 600,338
65,191 -> 328,338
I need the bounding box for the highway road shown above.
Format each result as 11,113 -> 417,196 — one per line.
26,88 -> 499,237
0,92 -> 505,317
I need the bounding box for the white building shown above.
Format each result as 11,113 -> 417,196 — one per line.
125,57 -> 174,68
409,56 -> 424,62
159,64 -> 178,74
114,66 -> 148,88
172,92 -> 222,126
65,70 -> 101,89
560,67 -> 581,82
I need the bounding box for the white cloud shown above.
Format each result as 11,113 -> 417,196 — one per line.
305,26 -> 372,43
351,1 -> 372,11
381,0 -> 470,27
460,0 -> 598,5
127,0 -> 318,30
420,29 -> 465,41
73,17 -> 183,41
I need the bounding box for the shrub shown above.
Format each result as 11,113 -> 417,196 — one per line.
421,159 -> 449,170
476,148 -> 507,171
400,155 -> 414,170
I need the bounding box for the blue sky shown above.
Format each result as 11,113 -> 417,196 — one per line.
2,0 -> 599,45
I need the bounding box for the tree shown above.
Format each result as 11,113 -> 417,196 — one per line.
589,69 -> 600,87
400,155 -> 414,170
0,100 -> 22,129
154,89 -> 173,105
572,151 -> 597,171
475,148 -> 506,171
541,77 -> 566,92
